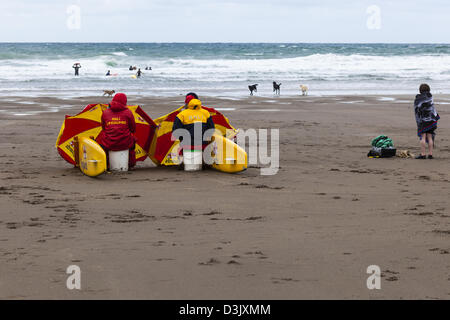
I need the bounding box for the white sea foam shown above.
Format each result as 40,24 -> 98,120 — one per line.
245,109 -> 281,111
215,107 -> 236,111
1,51 -> 450,97
340,100 -> 365,104
112,52 -> 128,57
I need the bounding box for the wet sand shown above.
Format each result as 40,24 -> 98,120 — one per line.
0,94 -> 449,299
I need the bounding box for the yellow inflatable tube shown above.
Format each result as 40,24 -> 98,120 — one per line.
207,134 -> 247,173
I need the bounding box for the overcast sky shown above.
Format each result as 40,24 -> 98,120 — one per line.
1,0 -> 449,43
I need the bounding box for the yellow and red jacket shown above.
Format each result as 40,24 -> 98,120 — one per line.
172,99 -> 215,148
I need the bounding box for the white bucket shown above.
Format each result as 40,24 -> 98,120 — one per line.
109,150 -> 129,171
183,150 -> 202,171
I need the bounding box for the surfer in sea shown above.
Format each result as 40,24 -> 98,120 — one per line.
106,70 -> 111,76
72,63 -> 81,76
136,68 -> 143,78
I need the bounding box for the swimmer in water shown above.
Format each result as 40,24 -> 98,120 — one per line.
73,63 -> 81,76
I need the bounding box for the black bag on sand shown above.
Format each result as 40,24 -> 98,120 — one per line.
367,147 -> 397,158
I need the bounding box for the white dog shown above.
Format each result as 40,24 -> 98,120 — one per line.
300,85 -> 308,96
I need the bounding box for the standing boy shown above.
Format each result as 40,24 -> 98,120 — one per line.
414,84 -> 440,159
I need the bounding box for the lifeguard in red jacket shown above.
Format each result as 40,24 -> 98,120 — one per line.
96,93 -> 137,168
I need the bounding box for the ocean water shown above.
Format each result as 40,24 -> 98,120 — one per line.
0,43 -> 449,97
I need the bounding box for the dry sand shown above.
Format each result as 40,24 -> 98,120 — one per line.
0,94 -> 449,299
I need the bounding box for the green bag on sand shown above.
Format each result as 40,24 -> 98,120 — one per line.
368,135 -> 396,158
371,135 -> 394,148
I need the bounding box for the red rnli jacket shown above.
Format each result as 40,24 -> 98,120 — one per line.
96,102 -> 136,151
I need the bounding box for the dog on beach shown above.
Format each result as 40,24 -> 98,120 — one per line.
300,85 -> 308,96
273,82 -> 282,95
103,90 -> 115,97
248,84 -> 258,96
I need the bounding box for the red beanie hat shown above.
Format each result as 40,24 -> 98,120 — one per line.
185,92 -> 198,105
110,92 -> 127,110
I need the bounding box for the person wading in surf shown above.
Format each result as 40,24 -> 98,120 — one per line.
414,83 -> 440,159
72,63 -> 81,76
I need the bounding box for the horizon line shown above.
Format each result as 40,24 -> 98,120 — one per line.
0,41 -> 449,45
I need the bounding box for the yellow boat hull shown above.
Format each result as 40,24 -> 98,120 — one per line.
75,137 -> 107,177
209,134 -> 247,173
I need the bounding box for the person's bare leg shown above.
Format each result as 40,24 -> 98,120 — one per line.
427,133 -> 433,156
420,134 -> 427,156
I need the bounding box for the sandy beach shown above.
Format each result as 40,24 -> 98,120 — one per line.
0,94 -> 449,299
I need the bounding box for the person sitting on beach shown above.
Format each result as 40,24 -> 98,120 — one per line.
172,95 -> 215,153
96,93 -> 137,168
414,83 -> 440,159
72,63 -> 81,76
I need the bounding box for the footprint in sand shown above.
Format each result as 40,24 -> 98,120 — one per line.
385,276 -> 399,281
404,209 -> 434,216
202,210 -> 223,216
245,216 -> 264,221
156,258 -> 175,262
183,211 -> 193,216
108,211 -> 155,223
271,277 -> 300,284
429,248 -> 449,254
6,222 -> 21,229
254,184 -> 284,190
382,270 -> 400,281
153,241 -> 166,247
199,258 -> 220,266
245,250 -> 268,259
432,230 -> 450,235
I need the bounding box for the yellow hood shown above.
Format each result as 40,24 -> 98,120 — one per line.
187,99 -> 202,110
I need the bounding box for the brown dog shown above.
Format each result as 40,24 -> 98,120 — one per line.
103,90 -> 115,97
